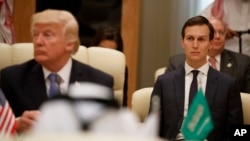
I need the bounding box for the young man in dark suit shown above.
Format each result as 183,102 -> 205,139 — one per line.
151,16 -> 243,141
166,17 -> 250,93
0,9 -> 113,131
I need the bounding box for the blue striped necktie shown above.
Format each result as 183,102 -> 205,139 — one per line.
48,73 -> 60,98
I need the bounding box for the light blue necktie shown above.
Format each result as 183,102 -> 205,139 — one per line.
48,73 -> 60,98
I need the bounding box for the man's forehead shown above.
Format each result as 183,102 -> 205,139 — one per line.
185,25 -> 210,36
33,23 -> 63,31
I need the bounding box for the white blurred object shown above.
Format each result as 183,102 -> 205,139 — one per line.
30,82 -> 160,139
31,82 -> 116,133
74,101 -> 108,130
18,133 -> 164,141
91,108 -> 140,135
68,82 -> 113,100
138,95 -> 160,137
31,99 -> 81,133
91,95 -> 160,138
68,82 -> 117,129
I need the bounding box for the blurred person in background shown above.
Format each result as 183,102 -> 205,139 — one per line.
201,0 -> 250,56
89,26 -> 128,107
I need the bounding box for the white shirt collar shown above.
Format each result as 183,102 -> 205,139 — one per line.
43,58 -> 72,93
43,58 -> 72,80
184,61 -> 209,76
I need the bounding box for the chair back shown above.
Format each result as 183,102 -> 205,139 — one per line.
0,43 -> 126,106
240,92 -> 250,124
154,67 -> 166,81
131,87 -> 153,122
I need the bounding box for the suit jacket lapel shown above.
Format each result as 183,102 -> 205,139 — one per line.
24,63 -> 47,108
205,67 -> 219,107
174,68 -> 185,117
69,60 -> 88,84
221,50 -> 234,76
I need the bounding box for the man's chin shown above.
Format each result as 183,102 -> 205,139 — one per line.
34,57 -> 48,63
211,46 -> 224,51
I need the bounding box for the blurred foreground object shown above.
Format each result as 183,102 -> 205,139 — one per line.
27,82 -> 160,140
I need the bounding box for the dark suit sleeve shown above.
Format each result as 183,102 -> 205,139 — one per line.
166,54 -> 185,73
227,78 -> 244,126
244,56 -> 250,93
0,68 -> 16,110
166,57 -> 176,73
88,68 -> 114,89
150,79 -> 162,113
150,78 -> 164,137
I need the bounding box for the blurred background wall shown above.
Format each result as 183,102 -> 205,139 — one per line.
12,0 -> 213,106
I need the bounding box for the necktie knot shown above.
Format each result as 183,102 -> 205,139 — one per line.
191,70 -> 199,79
209,57 -> 217,70
48,73 -> 60,98
48,73 -> 57,83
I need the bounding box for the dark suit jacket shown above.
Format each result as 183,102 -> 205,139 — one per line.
0,59 -> 113,117
152,67 -> 243,141
166,49 -> 250,93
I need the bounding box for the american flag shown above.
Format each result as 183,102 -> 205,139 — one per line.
0,89 -> 16,136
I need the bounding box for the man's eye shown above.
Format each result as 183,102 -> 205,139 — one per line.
33,33 -> 38,37
198,38 -> 205,42
44,33 -> 52,37
187,37 -> 193,41
43,32 -> 54,38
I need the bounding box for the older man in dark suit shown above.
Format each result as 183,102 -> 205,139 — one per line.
151,16 -> 243,141
0,9 -> 113,131
166,17 -> 250,93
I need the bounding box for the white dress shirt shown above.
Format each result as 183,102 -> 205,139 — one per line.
176,62 -> 209,140
184,62 -> 209,116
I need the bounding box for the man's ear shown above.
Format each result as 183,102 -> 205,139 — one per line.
66,42 -> 75,51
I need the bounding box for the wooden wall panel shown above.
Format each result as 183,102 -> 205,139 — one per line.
121,0 -> 140,107
13,0 -> 36,43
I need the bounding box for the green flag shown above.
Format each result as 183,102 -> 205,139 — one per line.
181,88 -> 214,141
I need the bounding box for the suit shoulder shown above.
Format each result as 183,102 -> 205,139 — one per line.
1,59 -> 38,74
72,59 -> 113,79
224,49 -> 250,60
158,68 -> 182,80
211,68 -> 236,82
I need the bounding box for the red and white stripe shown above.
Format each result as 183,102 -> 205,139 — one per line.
0,0 -> 15,44
0,101 -> 16,136
211,0 -> 224,20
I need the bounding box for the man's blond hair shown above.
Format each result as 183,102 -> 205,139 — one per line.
31,9 -> 80,54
